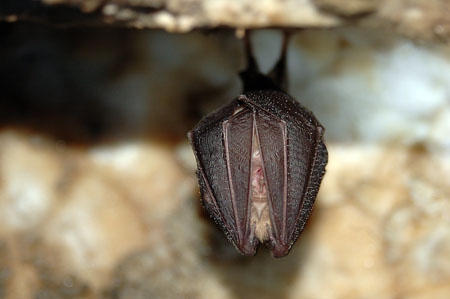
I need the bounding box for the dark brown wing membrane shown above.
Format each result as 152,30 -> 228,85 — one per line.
188,101 -> 242,247
284,120 -> 320,244
223,108 -> 254,251
296,137 -> 327,237
242,90 -> 327,257
254,110 -> 287,242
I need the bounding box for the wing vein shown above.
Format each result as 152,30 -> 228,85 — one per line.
281,120 -> 288,242
223,121 -> 243,244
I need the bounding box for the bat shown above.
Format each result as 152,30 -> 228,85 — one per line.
188,33 -> 328,257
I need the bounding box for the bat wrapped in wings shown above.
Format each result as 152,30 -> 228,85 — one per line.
188,33 -> 328,258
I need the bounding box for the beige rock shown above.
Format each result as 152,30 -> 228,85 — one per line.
1,129 -> 449,298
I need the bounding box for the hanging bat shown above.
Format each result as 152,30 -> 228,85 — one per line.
188,33 -> 328,258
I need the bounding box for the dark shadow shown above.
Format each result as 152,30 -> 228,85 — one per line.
0,22 -> 241,146
0,22 -> 137,145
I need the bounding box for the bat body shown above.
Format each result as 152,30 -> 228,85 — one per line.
188,89 -> 327,257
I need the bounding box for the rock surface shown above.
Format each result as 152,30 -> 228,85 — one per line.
2,0 -> 450,42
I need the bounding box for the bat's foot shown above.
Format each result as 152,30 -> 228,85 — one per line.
239,30 -> 291,93
268,31 -> 292,92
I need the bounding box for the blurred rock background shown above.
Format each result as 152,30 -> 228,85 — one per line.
0,1 -> 450,298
